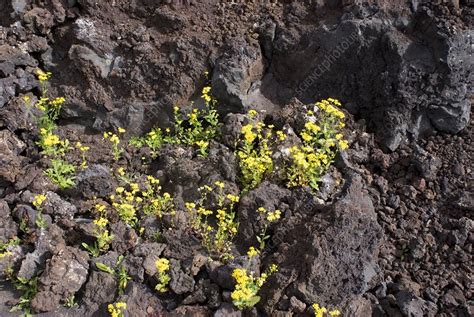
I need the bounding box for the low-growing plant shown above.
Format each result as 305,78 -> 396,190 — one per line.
104,128 -> 125,161
231,264 -> 278,310
82,207 -> 114,257
32,194 -> 48,229
75,141 -> 90,169
64,295 -> 77,308
312,303 -> 341,317
110,175 -> 175,229
26,71 -> 80,189
185,181 -> 239,260
131,86 -> 220,157
286,98 -> 348,190
0,237 -> 20,259
255,207 -> 281,251
236,110 -> 274,193
10,276 -> 39,316
155,258 -> 171,293
44,158 -> 76,190
96,256 -> 131,296
108,302 -> 127,317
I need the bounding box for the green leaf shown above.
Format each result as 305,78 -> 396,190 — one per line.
95,262 -> 114,274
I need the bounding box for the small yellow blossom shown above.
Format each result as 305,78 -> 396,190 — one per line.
32,194 -> 47,208
247,247 -> 259,258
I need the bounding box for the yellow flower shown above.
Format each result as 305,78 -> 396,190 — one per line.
109,134 -> 120,145
93,217 -> 108,227
276,130 -> 286,141
241,124 -> 256,143
118,128 -> 126,134
50,97 -> 65,106
248,109 -> 258,118
43,133 -> 60,147
329,309 -> 341,316
267,210 -> 281,222
202,86 -> 211,95
36,69 -> 52,82
226,194 -> 240,203
247,247 -> 259,258
338,140 -> 349,150
305,121 -> 321,133
185,202 -> 196,210
23,95 -> 30,103
155,258 -> 170,273
116,187 -> 125,194
32,194 -> 47,208
335,133 -> 343,140
117,167 -> 125,176
214,181 -> 225,189
95,204 -> 106,213
301,132 -> 313,142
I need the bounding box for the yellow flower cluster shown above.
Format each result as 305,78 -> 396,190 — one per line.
142,176 -> 175,219
155,258 -> 171,293
237,114 -> 273,193
104,130 -> 124,161
32,194 -> 47,208
247,246 -> 259,258
316,98 -> 345,120
76,142 -> 90,169
266,210 -> 281,222
185,181 -> 239,260
312,303 -> 341,317
286,98 -> 349,191
201,86 -> 212,104
43,133 -> 60,147
156,258 -> 170,272
36,69 -> 52,82
231,264 -> 278,310
108,302 -> 126,317
93,217 -> 113,252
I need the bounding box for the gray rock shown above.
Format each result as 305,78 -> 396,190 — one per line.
135,243 -> 166,276
82,270 -> 117,307
17,225 -> 66,280
42,191 -> 76,219
117,282 -> 164,317
75,164 -> 117,199
0,200 -> 17,244
0,129 -> 26,186
263,174 -> 382,308
237,181 -> 291,250
396,289 -> 437,317
412,145 -> 441,180
214,302 -> 242,317
30,247 -> 89,313
211,40 -> 265,114
169,259 -> 195,295
110,221 -> 138,254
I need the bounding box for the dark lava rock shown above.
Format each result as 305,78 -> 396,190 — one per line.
0,200 -> 18,243
82,270 -> 117,308
262,174 -> 382,311
42,191 -> 76,219
75,164 -> 117,199
17,224 -> 66,280
412,144 -> 442,180
117,281 -> 164,317
237,181 -> 291,250
30,247 -> 89,313
169,258 -> 195,295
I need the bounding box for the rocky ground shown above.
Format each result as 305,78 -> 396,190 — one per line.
0,0 -> 472,316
